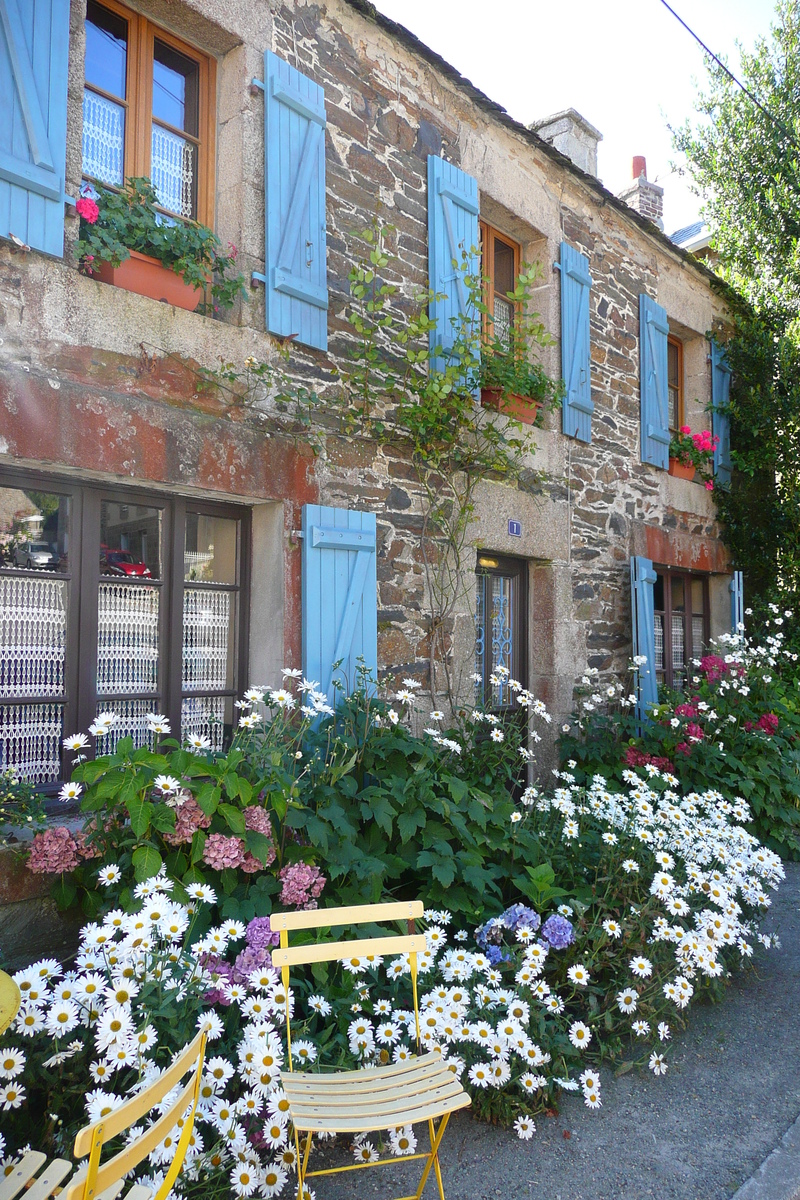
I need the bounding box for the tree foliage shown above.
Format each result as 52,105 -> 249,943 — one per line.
673,1 -> 800,630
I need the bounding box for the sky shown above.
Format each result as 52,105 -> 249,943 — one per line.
372,0 -> 778,235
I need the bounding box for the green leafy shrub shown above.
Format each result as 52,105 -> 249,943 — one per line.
559,624 -> 800,857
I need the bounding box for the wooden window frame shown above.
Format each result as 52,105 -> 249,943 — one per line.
654,568 -> 710,690
667,335 -> 684,433
0,467 -> 250,796
83,0 -> 216,225
479,220 -> 521,345
475,552 -> 528,712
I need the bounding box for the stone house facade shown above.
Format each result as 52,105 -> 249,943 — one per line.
0,0 -> 735,949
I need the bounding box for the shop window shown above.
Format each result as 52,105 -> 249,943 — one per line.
0,471 -> 249,788
475,554 -> 527,709
667,336 -> 684,432
82,0 -> 215,221
653,570 -> 709,690
480,222 -> 521,351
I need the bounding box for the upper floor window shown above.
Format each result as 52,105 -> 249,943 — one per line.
480,222 -> 520,351
475,553 -> 527,709
654,569 -> 709,690
83,0 -> 215,222
667,335 -> 684,432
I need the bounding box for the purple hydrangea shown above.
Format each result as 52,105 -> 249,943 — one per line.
246,915 -> 280,951
540,913 -> 575,950
474,916 -> 505,949
502,904 -> 541,934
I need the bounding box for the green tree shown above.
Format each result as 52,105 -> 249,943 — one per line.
673,1 -> 800,629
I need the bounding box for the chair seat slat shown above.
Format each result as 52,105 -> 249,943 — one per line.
21,1159 -> 74,1200
272,933 -> 426,969
290,1089 -> 471,1133
270,901 -> 424,933
282,1056 -> 448,1094
290,1079 -> 465,1119
121,1185 -> 155,1200
0,1153 -> 49,1200
284,1069 -> 460,1105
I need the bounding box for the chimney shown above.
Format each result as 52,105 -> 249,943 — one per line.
530,108 -> 603,177
618,156 -> 664,230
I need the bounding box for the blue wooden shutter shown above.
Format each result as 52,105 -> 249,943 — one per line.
302,504 -> 378,704
711,339 -> 732,485
0,0 -> 69,257
559,241 -> 593,442
730,570 -> 744,634
263,50 -> 327,351
631,555 -> 658,720
639,295 -> 670,468
427,155 -> 479,372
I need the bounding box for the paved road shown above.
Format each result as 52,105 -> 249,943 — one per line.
317,862 -> 800,1200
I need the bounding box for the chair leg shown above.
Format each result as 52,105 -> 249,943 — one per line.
428,1118 -> 447,1200
296,1132 -> 312,1200
412,1113 -> 450,1200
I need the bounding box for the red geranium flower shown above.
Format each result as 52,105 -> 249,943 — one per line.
76,196 -> 99,224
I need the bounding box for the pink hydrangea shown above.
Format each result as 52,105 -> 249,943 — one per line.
685,722 -> 704,742
202,833 -> 245,870
241,806 -> 276,870
162,795 -> 211,846
675,702 -> 698,718
757,712 -> 779,736
279,862 -> 326,909
700,655 -> 728,682
27,826 -> 81,874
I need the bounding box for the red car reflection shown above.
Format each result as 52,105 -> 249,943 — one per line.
101,550 -> 152,577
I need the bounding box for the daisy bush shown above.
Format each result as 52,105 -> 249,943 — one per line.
0,759 -> 782,1187
560,620 -> 800,856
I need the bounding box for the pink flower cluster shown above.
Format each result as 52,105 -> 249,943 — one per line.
279,862 -> 326,909
700,655 -> 728,682
685,722 -> 704,742
745,712 -> 780,736
27,826 -> 95,874
76,196 -> 99,223
623,747 -> 675,772
680,425 -> 719,456
161,794 -> 211,846
242,806 -> 276,874
202,833 -> 245,871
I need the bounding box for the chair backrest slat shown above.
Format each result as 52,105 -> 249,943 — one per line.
270,900 -> 423,933
66,1074 -> 196,1200
72,1029 -> 206,1158
272,933 -> 426,969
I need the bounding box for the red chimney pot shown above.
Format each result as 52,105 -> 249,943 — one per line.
632,155 -> 647,180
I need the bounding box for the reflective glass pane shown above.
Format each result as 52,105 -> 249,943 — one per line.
654,573 -> 664,612
654,614 -> 664,674
182,588 -> 234,692
490,574 -> 514,707
181,694 -> 233,752
691,578 -> 705,613
97,582 -> 160,695
493,296 -> 513,351
671,576 -> 685,611
153,41 -> 198,134
493,238 -> 515,297
184,514 -> 238,583
151,125 -> 196,218
0,487 -> 70,571
0,702 -> 63,783
475,575 -> 485,693
101,501 -> 162,579
83,88 -> 125,186
85,1 -> 127,98
692,614 -> 705,658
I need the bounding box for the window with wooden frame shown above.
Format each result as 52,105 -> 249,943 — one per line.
475,553 -> 528,710
653,569 -> 709,690
480,221 -> 521,351
667,335 -> 684,432
0,468 -> 249,793
82,0 -> 216,223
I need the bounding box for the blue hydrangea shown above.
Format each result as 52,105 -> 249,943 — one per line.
474,916 -> 505,949
540,913 -> 575,949
502,903 -> 541,933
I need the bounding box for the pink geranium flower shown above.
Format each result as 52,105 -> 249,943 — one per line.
76,196 -> 99,223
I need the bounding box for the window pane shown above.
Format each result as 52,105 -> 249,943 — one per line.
671,576 -> 685,611
0,575 -> 67,698
182,694 -> 233,752
0,487 -> 70,571
490,574 -> 514,706
85,2 -> 127,98
671,612 -> 686,684
654,573 -> 664,611
667,341 -> 679,388
153,41 -> 199,135
184,514 -> 237,583
182,589 -> 234,692
83,89 -> 125,186
493,296 -> 513,351
654,613 -> 664,677
97,582 -> 160,695
691,578 -> 705,613
493,238 -> 515,298
151,125 -> 197,218
97,699 -> 158,752
101,501 -> 162,579
692,614 -> 705,658
0,702 -> 63,783
475,575 -> 485,694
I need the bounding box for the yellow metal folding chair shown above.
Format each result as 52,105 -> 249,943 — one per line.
0,1026 -> 207,1200
271,900 -> 471,1200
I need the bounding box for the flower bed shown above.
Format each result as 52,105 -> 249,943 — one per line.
560,619 -> 800,857
0,755 -> 783,1187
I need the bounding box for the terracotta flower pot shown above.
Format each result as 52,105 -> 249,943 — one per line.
93,249 -> 204,311
668,456 -> 695,480
481,387 -> 542,426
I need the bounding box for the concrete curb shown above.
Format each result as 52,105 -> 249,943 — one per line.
733,1112 -> 800,1200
